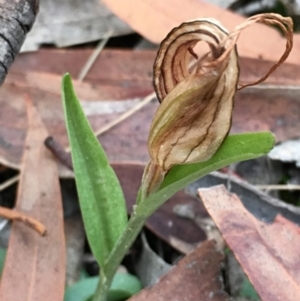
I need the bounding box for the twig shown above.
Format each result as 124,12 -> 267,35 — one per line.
0,206 -> 46,236
77,29 -> 113,82
256,184 -> 300,191
0,174 -> 20,191
94,92 -> 156,137
242,84 -> 300,91
44,136 -> 73,170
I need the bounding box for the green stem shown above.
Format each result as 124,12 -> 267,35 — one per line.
92,206 -> 149,301
92,270 -> 109,301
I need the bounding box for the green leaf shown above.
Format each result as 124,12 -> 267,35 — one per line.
62,74 -> 128,266
140,132 -> 275,215
239,277 -> 260,300
108,273 -> 142,301
0,247 -> 6,277
64,273 -> 142,301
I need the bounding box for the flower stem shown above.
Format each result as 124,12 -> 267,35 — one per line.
92,270 -> 109,301
140,161 -> 165,200
92,207 -> 149,301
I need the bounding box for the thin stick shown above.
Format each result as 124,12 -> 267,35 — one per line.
77,29 -> 113,82
94,92 -> 156,137
256,184 -> 300,190
0,174 -> 20,191
65,92 -> 156,152
243,84 -> 300,91
45,136 -> 73,170
0,206 -> 46,236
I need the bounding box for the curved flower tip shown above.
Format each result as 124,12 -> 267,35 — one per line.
142,14 -> 293,197
150,18 -> 239,172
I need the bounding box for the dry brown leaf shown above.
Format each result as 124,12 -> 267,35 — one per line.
0,97 -> 65,301
128,240 -> 229,301
0,70 -> 152,170
12,49 -> 300,87
101,0 -> 300,64
199,185 -> 300,301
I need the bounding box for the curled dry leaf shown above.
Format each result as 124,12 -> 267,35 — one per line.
142,13 -> 293,197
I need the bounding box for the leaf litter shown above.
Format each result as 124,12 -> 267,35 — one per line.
127,240 -> 230,301
0,48 -> 300,174
0,96 -> 65,301
102,0 -> 300,64
199,185 -> 300,301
